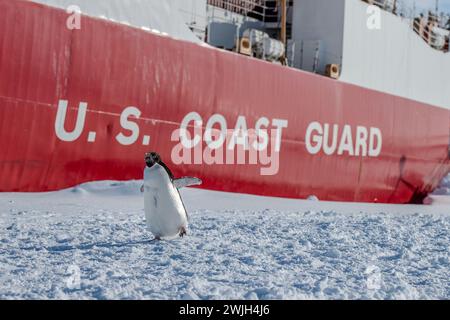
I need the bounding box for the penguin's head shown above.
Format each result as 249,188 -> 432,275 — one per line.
145,152 -> 161,168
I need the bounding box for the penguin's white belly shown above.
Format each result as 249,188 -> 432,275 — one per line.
144,165 -> 187,238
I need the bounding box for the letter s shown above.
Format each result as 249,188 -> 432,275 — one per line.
116,107 -> 141,145
253,117 -> 270,151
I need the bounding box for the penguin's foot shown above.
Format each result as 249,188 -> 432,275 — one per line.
179,227 -> 187,238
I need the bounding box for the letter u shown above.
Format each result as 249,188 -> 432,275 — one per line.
54,100 -> 87,142
323,124 -> 338,155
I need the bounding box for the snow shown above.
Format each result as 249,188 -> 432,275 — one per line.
0,180 -> 449,300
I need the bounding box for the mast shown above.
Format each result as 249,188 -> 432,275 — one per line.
279,0 -> 287,65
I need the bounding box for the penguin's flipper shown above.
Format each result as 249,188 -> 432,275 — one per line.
173,177 -> 202,189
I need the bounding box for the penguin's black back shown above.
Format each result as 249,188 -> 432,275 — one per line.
158,160 -> 174,180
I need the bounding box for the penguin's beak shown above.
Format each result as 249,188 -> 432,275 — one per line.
145,156 -> 153,167
145,152 -> 160,167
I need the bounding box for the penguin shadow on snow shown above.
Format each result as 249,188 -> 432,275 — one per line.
45,238 -> 165,253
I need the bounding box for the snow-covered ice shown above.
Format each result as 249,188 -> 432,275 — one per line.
0,181 -> 449,300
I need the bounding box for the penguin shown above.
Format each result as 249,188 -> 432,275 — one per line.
142,152 -> 201,240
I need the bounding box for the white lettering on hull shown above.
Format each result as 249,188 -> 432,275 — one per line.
53,99 -> 383,178
305,122 -> 382,157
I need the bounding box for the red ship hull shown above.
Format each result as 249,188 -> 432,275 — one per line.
0,0 -> 449,203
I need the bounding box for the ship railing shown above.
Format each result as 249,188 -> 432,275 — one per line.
207,0 -> 279,21
412,18 -> 449,52
362,0 -> 449,53
362,0 -> 397,14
